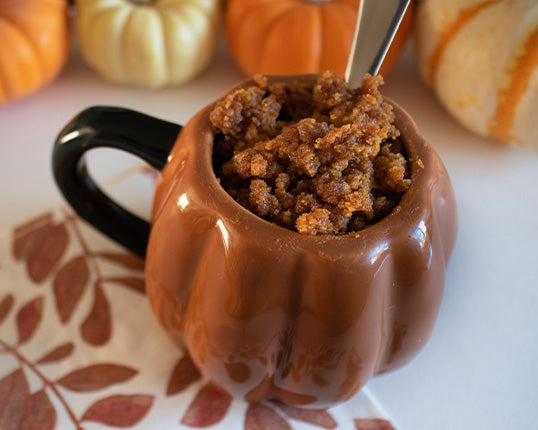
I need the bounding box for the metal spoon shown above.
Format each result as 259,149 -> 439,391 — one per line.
345,0 -> 411,88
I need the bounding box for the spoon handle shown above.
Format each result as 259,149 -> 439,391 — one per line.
345,0 -> 411,88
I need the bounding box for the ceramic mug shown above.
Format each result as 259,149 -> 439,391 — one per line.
52,74 -> 457,408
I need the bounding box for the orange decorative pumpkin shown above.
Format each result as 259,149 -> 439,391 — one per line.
0,0 -> 69,105
224,0 -> 413,77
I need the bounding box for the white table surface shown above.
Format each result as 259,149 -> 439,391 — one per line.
1,38 -> 537,430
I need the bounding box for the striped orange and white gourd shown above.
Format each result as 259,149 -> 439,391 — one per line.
415,0 -> 538,147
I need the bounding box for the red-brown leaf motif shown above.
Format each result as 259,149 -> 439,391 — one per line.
81,394 -> 154,427
354,418 -> 395,430
181,383 -> 233,427
105,277 -> 146,294
12,213 -> 54,260
80,281 -> 111,346
13,216 -> 69,283
16,296 -> 44,344
0,294 -> 14,325
166,354 -> 202,396
140,165 -> 159,180
53,255 -> 90,323
57,363 -> 137,392
0,368 -> 30,429
97,252 -> 145,271
36,342 -> 75,365
245,403 -> 291,430
275,402 -> 337,429
19,389 -> 56,430
31,222 -> 69,283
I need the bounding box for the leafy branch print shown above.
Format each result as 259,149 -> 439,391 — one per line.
1,210 -> 155,429
12,210 -> 145,347
0,294 -> 154,430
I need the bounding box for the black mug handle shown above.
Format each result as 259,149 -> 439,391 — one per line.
52,106 -> 182,258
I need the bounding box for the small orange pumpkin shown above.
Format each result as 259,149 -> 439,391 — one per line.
0,0 -> 69,105
224,0 -> 413,77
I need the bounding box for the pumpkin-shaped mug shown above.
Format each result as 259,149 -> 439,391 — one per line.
52,74 -> 457,408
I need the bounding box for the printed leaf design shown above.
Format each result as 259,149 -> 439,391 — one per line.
13,216 -> 69,283
354,418 -> 395,430
97,252 -> 145,271
166,354 -> 202,396
81,394 -> 154,427
12,212 -> 54,260
53,255 -> 90,323
0,368 -> 30,429
245,403 -> 291,430
36,342 -> 75,365
275,402 -> 337,429
28,222 -> 69,283
57,363 -> 137,392
16,296 -> 44,345
140,165 -> 159,180
19,389 -> 56,430
0,294 -> 14,325
181,383 -> 233,427
80,281 -> 111,346
105,277 -> 146,294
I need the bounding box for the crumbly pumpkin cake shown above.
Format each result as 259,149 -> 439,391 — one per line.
210,71 -> 410,235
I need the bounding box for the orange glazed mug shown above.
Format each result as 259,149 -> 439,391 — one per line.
52,75 -> 457,408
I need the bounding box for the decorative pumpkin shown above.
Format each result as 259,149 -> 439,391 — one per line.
0,0 -> 69,105
76,0 -> 221,88
415,0 -> 538,147
145,75 -> 457,407
224,0 -> 414,78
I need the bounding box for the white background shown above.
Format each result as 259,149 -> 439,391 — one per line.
1,34 -> 537,430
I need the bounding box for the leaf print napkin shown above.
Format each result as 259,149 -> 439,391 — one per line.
0,183 -> 398,430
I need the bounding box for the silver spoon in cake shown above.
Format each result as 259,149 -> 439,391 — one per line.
345,0 -> 411,88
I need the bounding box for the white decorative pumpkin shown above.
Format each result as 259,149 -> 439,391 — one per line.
76,0 -> 221,88
415,0 -> 538,147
